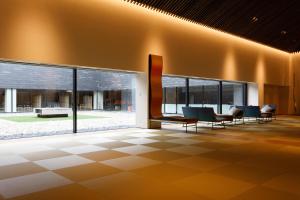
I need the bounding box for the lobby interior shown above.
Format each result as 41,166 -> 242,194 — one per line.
0,0 -> 300,199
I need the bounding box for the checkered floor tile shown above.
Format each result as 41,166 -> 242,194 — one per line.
0,116 -> 300,199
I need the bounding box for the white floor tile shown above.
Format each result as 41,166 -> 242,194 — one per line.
128,133 -> 157,138
34,155 -> 94,170
0,171 -> 72,198
80,138 -> 115,144
13,145 -> 54,154
0,155 -> 29,167
61,145 -> 107,154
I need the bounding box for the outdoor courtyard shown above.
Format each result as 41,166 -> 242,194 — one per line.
0,111 -> 136,139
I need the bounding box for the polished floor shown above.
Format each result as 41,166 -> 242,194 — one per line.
0,116 -> 300,200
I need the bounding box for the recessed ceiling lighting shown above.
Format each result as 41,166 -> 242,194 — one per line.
281,30 -> 287,35
251,16 -> 258,23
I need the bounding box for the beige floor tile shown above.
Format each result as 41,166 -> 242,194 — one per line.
81,150 -> 129,161
122,138 -> 158,145
144,141 -> 182,149
10,183 -> 105,200
173,173 -> 254,200
140,150 -> 187,162
211,164 -> 284,184
132,163 -> 200,183
237,155 -> 298,173
96,141 -> 133,149
167,138 -> 202,145
280,145 -> 300,155
2,116 -> 300,200
147,135 -> 179,141
0,162 -> 46,180
231,186 -> 300,200
55,162 -> 121,182
81,172 -> 204,200
22,150 -> 71,161
200,150 -> 247,163
0,171 -> 72,199
81,172 -> 156,199
167,145 -> 213,155
104,135 -> 136,141
263,172 -> 300,196
101,156 -> 160,170
166,133 -> 197,138
192,141 -> 236,150
113,145 -> 159,155
169,156 -> 229,171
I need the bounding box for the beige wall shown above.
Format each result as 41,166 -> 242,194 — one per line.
0,0 -> 293,111
290,53 -> 300,114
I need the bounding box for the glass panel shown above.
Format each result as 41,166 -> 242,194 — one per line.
176,86 -> 186,114
77,69 -> 136,132
222,82 -> 244,114
162,76 -> 186,114
0,62 -> 73,139
189,79 -> 219,113
0,89 -> 4,112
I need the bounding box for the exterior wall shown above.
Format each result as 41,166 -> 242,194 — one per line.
0,0 -> 293,113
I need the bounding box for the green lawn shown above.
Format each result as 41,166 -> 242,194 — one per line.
0,115 -> 106,122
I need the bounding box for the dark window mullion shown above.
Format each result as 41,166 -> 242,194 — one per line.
186,78 -> 189,107
73,69 -> 77,133
243,83 -> 248,106
219,81 -> 223,114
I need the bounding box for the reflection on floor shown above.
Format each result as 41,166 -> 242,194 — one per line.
0,116 -> 300,200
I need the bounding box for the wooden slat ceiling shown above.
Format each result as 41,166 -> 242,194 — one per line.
126,0 -> 300,53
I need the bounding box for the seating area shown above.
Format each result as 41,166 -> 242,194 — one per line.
148,54 -> 277,132
180,105 -> 276,131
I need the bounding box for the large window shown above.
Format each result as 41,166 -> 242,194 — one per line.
0,62 -> 73,138
162,76 -> 247,115
162,77 -> 186,114
77,69 -> 136,132
0,62 -> 137,139
222,82 -> 245,114
189,79 -> 219,113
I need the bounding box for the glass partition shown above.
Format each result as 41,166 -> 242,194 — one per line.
77,69 -> 136,132
222,82 -> 245,114
162,76 -> 186,114
189,79 -> 219,113
0,62 -> 73,139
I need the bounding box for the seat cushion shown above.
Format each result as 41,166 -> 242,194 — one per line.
261,105 -> 273,113
228,107 -> 242,116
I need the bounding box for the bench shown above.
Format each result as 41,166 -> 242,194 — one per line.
150,116 -> 198,133
35,108 -> 72,118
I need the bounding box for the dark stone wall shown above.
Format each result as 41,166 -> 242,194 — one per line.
0,62 -> 135,91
